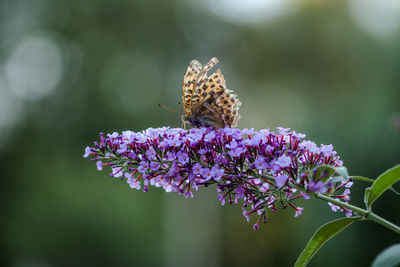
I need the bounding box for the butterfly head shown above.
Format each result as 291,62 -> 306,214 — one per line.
181,114 -> 216,128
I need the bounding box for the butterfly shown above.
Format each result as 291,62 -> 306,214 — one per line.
181,57 -> 241,129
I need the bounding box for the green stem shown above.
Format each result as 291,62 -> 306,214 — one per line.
261,174 -> 400,234
315,193 -> 400,234
368,212 -> 400,234
314,193 -> 367,215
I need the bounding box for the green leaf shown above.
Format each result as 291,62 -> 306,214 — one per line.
350,176 -> 374,183
371,243 -> 400,267
364,187 -> 371,210
294,217 -> 360,267
314,165 -> 336,182
367,164 -> 400,209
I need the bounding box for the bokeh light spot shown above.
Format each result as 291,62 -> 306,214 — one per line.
201,0 -> 294,24
347,0 -> 400,38
5,35 -> 63,101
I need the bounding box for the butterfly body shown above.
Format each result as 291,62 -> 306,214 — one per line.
181,114 -> 217,128
181,57 -> 241,129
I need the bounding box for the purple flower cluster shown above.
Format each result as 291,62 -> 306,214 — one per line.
84,126 -> 352,229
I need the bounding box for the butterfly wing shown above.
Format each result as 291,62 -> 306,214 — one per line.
216,89 -> 241,127
190,57 -> 219,109
182,60 -> 203,114
193,68 -> 242,128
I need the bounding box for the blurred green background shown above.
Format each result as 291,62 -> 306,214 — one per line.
1,0 -> 399,266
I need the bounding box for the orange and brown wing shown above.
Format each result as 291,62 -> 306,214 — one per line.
190,57 -> 219,109
182,60 -> 202,114
194,68 -> 241,128
216,89 -> 241,127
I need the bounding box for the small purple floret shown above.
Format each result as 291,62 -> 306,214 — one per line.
96,161 -> 103,171
83,146 -> 92,158
150,161 -> 160,171
276,174 -> 289,188
308,180 -> 328,193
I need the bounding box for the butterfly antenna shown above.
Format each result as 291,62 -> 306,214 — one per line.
158,104 -> 179,114
178,102 -> 185,113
